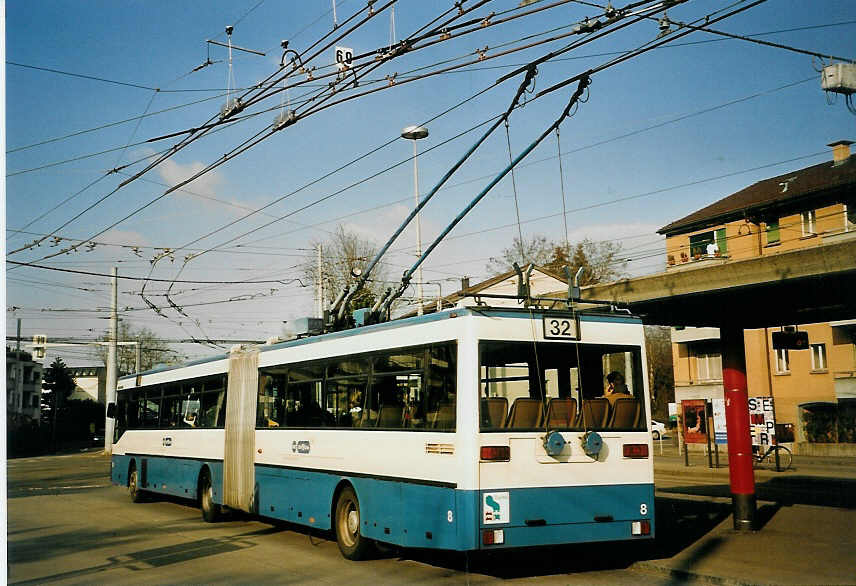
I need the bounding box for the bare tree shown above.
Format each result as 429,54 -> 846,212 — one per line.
96,322 -> 176,375
644,325 -> 674,422
486,234 -> 627,285
303,225 -> 389,311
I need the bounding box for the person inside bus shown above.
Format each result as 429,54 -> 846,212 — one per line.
601,371 -> 631,406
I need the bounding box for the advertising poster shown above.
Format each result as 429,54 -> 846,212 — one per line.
749,396 -> 776,447
681,399 -> 708,444
668,402 -> 678,422
711,398 -> 727,445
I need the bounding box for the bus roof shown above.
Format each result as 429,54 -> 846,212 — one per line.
118,305 -> 640,382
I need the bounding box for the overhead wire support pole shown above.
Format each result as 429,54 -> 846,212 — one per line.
380,75 -> 591,316
105,267 -> 118,455
333,65 -> 539,324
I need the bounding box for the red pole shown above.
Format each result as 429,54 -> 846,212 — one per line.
721,326 -> 756,531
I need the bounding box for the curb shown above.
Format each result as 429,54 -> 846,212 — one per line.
632,560 -> 759,586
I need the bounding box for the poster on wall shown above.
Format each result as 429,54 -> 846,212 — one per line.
749,396 -> 776,447
711,398 -> 727,445
681,399 -> 708,444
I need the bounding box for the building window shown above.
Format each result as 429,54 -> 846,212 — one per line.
766,219 -> 780,244
696,352 -> 722,381
775,348 -> 790,374
801,210 -> 816,236
689,228 -> 726,258
810,343 -> 827,371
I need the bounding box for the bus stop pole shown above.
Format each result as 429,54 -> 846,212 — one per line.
721,326 -> 756,531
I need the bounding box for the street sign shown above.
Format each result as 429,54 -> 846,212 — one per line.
334,46 -> 353,70
749,396 -> 776,447
711,398 -> 728,444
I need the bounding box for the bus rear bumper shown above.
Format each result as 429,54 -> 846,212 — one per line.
476,483 -> 655,550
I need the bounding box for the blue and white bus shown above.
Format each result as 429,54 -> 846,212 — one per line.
110,306 -> 654,559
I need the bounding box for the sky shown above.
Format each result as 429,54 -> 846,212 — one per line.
4,0 -> 856,366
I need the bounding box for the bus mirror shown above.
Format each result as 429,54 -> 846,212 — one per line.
106,402 -> 117,418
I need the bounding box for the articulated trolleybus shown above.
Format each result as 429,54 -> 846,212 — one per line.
110,305 -> 654,558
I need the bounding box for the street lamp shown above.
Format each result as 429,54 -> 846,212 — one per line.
401,125 -> 429,315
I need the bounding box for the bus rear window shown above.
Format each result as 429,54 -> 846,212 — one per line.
479,341 -> 645,432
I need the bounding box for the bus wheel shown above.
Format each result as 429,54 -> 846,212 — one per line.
200,469 -> 221,523
334,486 -> 373,560
129,465 -> 144,503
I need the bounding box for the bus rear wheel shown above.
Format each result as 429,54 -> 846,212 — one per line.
200,469 -> 221,523
129,465 -> 145,503
334,486 -> 373,560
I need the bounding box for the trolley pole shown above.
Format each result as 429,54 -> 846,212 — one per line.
105,267 -> 118,454
722,326 -> 756,531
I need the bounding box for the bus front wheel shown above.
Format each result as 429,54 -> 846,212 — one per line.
200,469 -> 221,523
334,486 -> 373,560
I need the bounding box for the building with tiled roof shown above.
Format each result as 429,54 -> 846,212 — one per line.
659,141 -> 856,455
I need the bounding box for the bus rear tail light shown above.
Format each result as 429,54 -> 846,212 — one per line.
623,444 -> 649,459
480,446 -> 510,461
631,520 -> 651,536
483,529 -> 505,545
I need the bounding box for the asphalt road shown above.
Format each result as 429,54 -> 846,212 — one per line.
7,451 -> 692,585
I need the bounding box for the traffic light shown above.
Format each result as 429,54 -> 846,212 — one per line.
32,335 -> 47,359
772,330 -> 809,350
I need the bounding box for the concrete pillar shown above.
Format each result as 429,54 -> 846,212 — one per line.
721,326 -> 756,531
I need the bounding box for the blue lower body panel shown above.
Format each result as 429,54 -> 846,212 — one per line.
475,483 -> 656,549
112,455 -> 653,552
254,465 -> 462,550
111,454 -> 223,503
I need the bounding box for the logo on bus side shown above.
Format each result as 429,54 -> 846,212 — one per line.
292,440 -> 311,454
483,492 -> 509,525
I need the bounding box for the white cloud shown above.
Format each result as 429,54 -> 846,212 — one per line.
157,159 -> 227,206
96,228 -> 151,248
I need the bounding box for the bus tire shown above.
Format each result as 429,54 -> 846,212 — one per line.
200,469 -> 221,523
334,485 -> 373,560
129,464 -> 144,503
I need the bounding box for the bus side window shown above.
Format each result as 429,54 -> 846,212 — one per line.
161,384 -> 182,427
427,343 -> 456,431
141,388 -> 162,428
116,393 -> 128,436
257,374 -> 284,428
126,389 -> 139,430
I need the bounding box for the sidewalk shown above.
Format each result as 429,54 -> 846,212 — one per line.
636,448 -> 856,584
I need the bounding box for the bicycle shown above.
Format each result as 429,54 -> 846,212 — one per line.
753,444 -> 792,471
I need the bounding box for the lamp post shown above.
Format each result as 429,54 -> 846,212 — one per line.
401,125 -> 429,315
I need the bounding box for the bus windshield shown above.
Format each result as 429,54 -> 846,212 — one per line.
479,340 -> 646,432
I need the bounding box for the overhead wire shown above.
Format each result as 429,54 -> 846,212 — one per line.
150,0 -> 523,308
242,13 -> 792,253
11,0 -> 636,258
17,66 -> 812,269
13,1 -> 410,268
10,2 -> 784,338
155,0 -> 671,260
